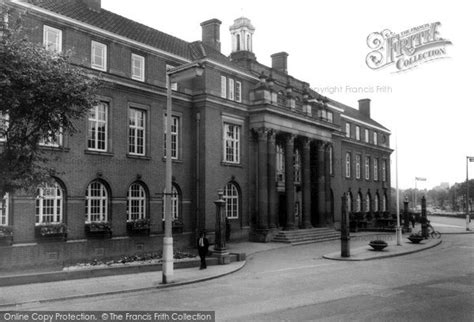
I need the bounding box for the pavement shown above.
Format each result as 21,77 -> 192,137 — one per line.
0,216 -> 471,309
323,236 -> 442,261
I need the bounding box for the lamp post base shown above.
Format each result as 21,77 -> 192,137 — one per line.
341,237 -> 350,258
162,236 -> 174,284
213,249 -> 230,265
396,226 -> 402,246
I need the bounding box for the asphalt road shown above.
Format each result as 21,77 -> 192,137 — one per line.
11,217 -> 474,321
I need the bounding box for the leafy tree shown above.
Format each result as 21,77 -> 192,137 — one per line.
0,11 -> 100,196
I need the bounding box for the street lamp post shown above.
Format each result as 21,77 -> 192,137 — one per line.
466,156 -> 474,231
162,62 -> 204,284
395,136 -> 402,245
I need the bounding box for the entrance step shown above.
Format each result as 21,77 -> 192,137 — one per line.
272,227 -> 340,245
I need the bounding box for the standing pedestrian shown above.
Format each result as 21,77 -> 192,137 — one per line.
410,213 -> 416,229
197,231 -> 209,270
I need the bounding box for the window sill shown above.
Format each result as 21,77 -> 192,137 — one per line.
127,154 -> 151,160
161,157 -> 183,164
221,162 -> 242,168
39,146 -> 70,152
131,76 -> 145,82
84,150 -> 114,157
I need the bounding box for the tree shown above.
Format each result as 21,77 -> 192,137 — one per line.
0,11 -> 100,196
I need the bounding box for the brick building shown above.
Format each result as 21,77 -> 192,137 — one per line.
0,0 -> 392,269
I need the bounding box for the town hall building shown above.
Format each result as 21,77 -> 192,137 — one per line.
0,0 -> 392,269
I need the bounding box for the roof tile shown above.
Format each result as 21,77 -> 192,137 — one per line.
27,0 -> 193,60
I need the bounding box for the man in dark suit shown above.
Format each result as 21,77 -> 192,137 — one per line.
197,231 -> 209,269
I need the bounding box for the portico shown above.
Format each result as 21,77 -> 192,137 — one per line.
249,110 -> 336,241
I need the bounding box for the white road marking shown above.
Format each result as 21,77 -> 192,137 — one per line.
432,223 -> 464,228
262,263 -> 334,274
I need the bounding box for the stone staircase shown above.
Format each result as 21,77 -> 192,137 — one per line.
272,227 -> 340,245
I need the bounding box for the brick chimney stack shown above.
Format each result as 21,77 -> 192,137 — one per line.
201,19 -> 222,52
358,98 -> 371,118
271,52 -> 289,74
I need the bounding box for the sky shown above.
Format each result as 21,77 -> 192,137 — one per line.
102,0 -> 474,190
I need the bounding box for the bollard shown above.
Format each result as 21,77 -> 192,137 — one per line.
421,196 -> 428,238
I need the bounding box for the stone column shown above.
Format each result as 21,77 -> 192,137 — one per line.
257,127 -> 269,230
324,144 -> 332,226
268,130 -> 278,229
302,138 -> 312,228
317,141 -> 326,227
285,134 -> 296,230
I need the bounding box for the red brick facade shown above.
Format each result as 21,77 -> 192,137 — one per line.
0,0 -> 392,269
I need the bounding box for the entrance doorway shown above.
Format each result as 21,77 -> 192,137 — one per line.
278,194 -> 286,228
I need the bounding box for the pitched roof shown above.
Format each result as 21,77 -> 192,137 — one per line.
25,0 -> 193,60
21,1 -> 389,132
329,99 -> 390,131
23,0 -> 252,74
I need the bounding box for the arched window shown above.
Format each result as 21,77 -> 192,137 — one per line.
366,193 -> 371,212
0,193 -> 9,226
374,194 -> 379,212
294,148 -> 301,183
127,182 -> 147,221
382,194 -> 388,212
171,184 -> 180,220
236,34 -> 240,51
85,181 -> 108,223
36,181 -> 64,225
223,182 -> 239,219
356,193 -> 362,212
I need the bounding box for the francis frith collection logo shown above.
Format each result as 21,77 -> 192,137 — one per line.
366,22 -> 452,72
